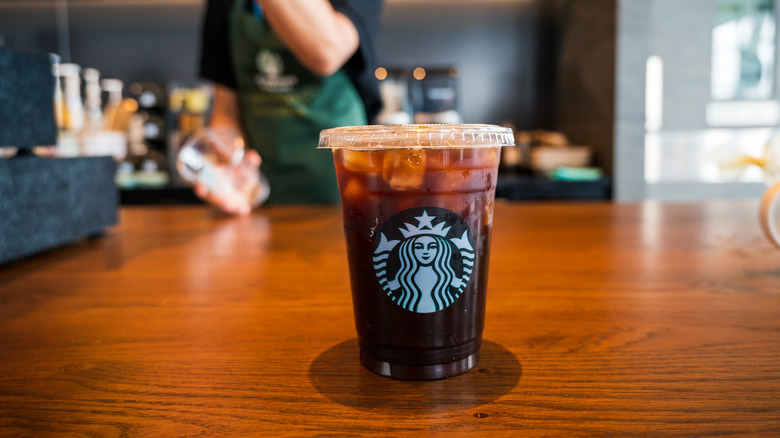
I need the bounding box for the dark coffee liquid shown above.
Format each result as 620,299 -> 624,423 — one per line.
333,148 -> 498,377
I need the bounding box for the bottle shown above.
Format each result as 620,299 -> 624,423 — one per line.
141,112 -> 166,143
129,82 -> 165,111
101,78 -> 124,130
54,62 -> 84,157
181,88 -> 209,137
78,68 -> 127,161
51,54 -> 64,133
82,68 -> 103,130
168,86 -> 212,184
134,149 -> 170,188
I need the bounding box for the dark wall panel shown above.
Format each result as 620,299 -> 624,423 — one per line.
0,0 -> 561,129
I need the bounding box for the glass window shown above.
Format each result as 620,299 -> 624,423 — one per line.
711,0 -> 775,101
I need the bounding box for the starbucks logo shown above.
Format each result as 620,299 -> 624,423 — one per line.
373,207 -> 475,313
254,48 -> 298,93
256,48 -> 283,77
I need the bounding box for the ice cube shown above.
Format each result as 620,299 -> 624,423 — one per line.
425,149 -> 451,170
341,149 -> 382,172
481,147 -> 500,168
382,149 -> 427,191
342,177 -> 364,199
451,147 -> 500,170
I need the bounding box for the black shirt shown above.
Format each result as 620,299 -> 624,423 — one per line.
199,0 -> 383,123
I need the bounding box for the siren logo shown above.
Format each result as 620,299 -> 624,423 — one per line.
373,207 -> 475,313
254,48 -> 298,93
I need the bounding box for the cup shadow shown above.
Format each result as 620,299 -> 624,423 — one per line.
308,338 -> 522,415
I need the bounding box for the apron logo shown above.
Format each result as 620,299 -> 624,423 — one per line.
373,207 -> 475,314
254,48 -> 298,93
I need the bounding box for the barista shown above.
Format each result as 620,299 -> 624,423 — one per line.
198,0 -> 383,210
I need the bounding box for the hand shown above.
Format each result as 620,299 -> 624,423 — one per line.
193,148 -> 262,216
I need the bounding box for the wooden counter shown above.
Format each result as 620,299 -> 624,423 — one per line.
1,202 -> 779,435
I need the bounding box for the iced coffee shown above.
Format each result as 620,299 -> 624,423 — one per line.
318,124 -> 514,380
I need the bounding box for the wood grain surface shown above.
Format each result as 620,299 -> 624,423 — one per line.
1,201 -> 779,436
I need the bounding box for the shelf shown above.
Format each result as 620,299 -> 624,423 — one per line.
495,173 -> 612,201
120,186 -> 203,205
120,174 -> 611,206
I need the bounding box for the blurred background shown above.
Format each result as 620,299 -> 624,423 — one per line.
1,0 -> 778,203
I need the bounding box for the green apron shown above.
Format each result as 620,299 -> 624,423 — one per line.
229,0 -> 366,204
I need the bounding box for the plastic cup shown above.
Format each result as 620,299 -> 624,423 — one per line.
759,137 -> 780,249
760,182 -> 780,249
176,127 -> 270,209
318,124 -> 514,380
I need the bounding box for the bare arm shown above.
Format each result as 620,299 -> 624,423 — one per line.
255,0 -> 360,76
210,83 -> 243,133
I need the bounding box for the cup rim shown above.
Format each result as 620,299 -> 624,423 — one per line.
318,124 -> 515,150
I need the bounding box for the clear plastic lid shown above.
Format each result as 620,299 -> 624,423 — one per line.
318,124 -> 515,150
